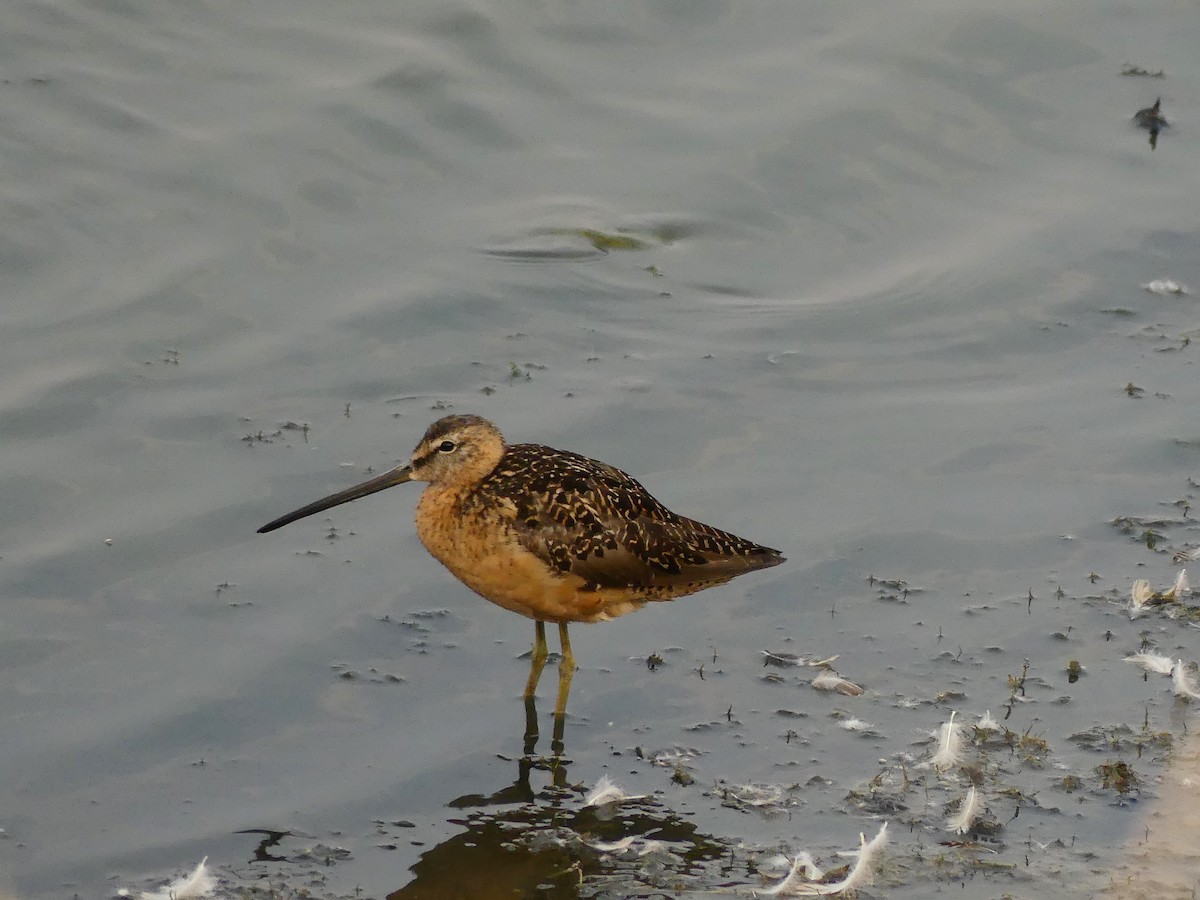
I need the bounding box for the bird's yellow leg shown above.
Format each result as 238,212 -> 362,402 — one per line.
522,694 -> 540,758
554,622 -> 575,718
524,620 -> 549,698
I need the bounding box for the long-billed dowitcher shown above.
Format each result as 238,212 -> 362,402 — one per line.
259,415 -> 785,716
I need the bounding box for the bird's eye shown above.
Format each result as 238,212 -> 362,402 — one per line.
438,440 -> 457,453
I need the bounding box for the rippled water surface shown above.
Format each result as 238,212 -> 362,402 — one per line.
2,1 -> 1200,897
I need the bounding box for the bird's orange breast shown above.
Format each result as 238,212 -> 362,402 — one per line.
415,484 -> 653,624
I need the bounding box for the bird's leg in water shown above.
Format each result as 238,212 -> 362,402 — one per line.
524,620 -> 549,698
550,623 -> 574,758
523,695 -> 540,757
555,623 -> 575,718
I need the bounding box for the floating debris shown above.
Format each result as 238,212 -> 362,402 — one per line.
760,822 -> 889,896
758,853 -> 801,878
762,650 -> 803,667
1127,571 -> 1192,617
972,711 -> 1010,748
759,852 -> 825,896
671,764 -> 695,787
576,228 -> 650,252
1163,568 -> 1191,601
1171,660 -> 1200,700
947,786 -> 982,835
1131,579 -> 1154,606
1133,97 -> 1169,130
582,834 -> 670,858
1142,279 -> 1189,296
762,651 -> 841,668
1120,64 -> 1165,78
718,782 -> 797,813
643,747 -> 701,768
139,857 -> 215,900
585,774 -> 645,808
1097,760 -> 1139,794
1128,579 -> 1156,618
839,717 -> 874,733
585,835 -> 639,854
1067,659 -> 1084,683
637,746 -> 701,788
811,670 -> 864,696
1124,650 -> 1175,676
1173,546 -> 1200,563
1133,98 -> 1169,149
931,711 -> 965,772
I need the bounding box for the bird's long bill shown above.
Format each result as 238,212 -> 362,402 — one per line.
257,465 -> 413,534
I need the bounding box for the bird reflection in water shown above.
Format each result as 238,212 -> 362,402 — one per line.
387,778 -> 726,900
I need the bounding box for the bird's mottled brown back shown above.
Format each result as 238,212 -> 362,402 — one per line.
467,443 -> 785,593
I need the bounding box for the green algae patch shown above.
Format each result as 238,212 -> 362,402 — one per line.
574,228 -> 651,252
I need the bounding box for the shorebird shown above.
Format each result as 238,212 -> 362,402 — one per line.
259,415 -> 785,716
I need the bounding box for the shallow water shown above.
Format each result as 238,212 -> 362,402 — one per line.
2,0 -> 1200,897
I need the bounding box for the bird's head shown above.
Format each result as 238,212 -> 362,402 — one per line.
257,414 -> 505,533
406,414 -> 506,486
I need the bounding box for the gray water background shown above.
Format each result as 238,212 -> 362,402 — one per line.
2,0 -> 1200,896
